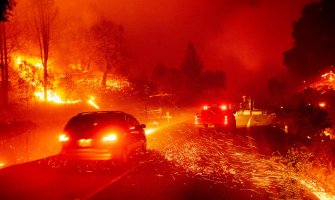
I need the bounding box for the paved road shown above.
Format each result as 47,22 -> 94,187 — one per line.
0,119 -> 318,200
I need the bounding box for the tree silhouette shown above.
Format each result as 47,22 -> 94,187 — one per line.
177,43 -> 203,102
91,19 -> 123,89
152,62 -> 183,94
0,0 -> 14,22
201,70 -> 226,90
181,43 -> 203,80
30,0 -> 57,102
0,0 -> 15,108
151,43 -> 226,105
284,0 -> 335,78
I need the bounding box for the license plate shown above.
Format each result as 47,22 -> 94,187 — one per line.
78,139 -> 92,147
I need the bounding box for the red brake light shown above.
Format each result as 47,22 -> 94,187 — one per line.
224,115 -> 228,125
220,105 -> 227,110
203,105 -> 209,110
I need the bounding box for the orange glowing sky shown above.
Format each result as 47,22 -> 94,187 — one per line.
41,0 -> 316,95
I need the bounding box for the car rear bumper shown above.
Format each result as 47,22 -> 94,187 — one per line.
60,148 -> 121,160
196,124 -> 231,128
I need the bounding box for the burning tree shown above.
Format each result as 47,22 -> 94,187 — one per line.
90,19 -> 124,90
30,0 -> 57,102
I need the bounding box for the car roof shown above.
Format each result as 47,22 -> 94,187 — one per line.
77,111 -> 127,116
64,111 -> 134,136
71,111 -> 132,122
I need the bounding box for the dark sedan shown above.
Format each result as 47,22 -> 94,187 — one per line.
59,111 -> 146,164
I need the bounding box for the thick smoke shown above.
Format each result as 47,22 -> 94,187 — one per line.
53,0 -> 312,97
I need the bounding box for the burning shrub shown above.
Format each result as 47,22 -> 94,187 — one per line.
272,147 -> 335,199
10,55 -> 133,106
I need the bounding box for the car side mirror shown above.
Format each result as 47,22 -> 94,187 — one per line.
138,124 -> 146,129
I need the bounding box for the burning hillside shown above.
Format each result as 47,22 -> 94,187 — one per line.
310,70 -> 335,93
10,55 -> 132,107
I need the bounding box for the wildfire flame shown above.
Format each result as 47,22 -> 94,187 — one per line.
87,96 -> 100,110
14,55 -> 82,104
310,70 -> 335,93
12,55 -> 130,105
34,89 -> 81,104
321,71 -> 335,81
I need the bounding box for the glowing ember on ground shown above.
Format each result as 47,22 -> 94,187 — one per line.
149,125 -> 335,200
34,89 -> 81,104
298,179 -> 335,200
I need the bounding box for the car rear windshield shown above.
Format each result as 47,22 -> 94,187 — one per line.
64,113 -> 127,136
201,107 -> 233,116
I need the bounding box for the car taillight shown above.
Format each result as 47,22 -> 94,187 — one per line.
220,105 -> 227,110
224,115 -> 228,125
195,115 -> 199,124
59,134 -> 69,142
102,133 -> 118,142
203,105 -> 209,110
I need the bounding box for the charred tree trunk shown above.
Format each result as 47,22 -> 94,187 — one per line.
101,70 -> 107,90
43,53 -> 48,102
3,22 -> 8,107
36,16 -> 49,102
42,20 -> 49,102
101,56 -> 109,90
0,22 -> 8,108
0,22 -> 3,108
32,0 -> 56,102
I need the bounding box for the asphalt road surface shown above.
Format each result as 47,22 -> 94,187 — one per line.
0,119 -> 318,200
